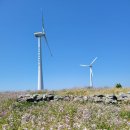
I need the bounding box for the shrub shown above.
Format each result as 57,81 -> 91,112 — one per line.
115,83 -> 122,88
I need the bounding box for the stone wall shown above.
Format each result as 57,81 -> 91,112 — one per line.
17,92 -> 130,104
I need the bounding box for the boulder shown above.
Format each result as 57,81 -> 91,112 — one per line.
35,94 -> 43,102
117,94 -> 128,102
17,94 -> 34,102
43,94 -> 54,101
73,96 -> 84,102
97,94 -> 105,98
127,91 -> 130,95
83,96 -> 88,102
63,96 -> 71,101
54,95 -> 63,101
94,97 -> 105,103
93,95 -> 105,103
47,94 -> 54,101
105,98 -> 117,104
105,94 -> 117,104
87,96 -> 95,102
43,94 -> 47,101
106,94 -> 117,100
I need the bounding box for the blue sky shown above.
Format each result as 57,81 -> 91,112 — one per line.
0,0 -> 130,91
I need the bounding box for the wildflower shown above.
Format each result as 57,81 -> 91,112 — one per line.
41,127 -> 45,130
73,123 -> 81,128
82,109 -> 91,121
22,128 -> 28,130
127,122 -> 130,126
21,113 -> 31,125
2,124 -> 8,130
83,127 -> 87,130
57,124 -> 64,130
91,124 -> 97,129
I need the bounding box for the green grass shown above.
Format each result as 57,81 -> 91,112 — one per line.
120,110 -> 130,120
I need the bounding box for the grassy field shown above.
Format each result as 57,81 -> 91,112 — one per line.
0,88 -> 130,130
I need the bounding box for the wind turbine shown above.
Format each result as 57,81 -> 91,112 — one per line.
80,57 -> 98,87
34,10 -> 52,90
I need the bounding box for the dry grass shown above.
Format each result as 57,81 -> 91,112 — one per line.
55,87 -> 130,96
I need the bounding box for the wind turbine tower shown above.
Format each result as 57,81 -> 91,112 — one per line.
80,57 -> 98,87
34,10 -> 52,90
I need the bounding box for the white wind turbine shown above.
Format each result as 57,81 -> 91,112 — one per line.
34,10 -> 52,90
80,57 -> 98,87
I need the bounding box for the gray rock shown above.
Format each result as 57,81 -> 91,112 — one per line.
26,98 -> 35,102
25,94 -> 32,97
117,94 -> 128,102
64,96 -> 71,101
119,93 -> 128,98
54,95 -> 63,101
104,94 -> 117,104
92,95 -> 105,103
35,94 -> 43,102
69,95 -> 74,100
106,94 -> 117,100
127,91 -> 130,95
17,94 -> 34,102
43,94 -> 47,100
32,94 -> 38,98
83,96 -> 88,102
97,94 -> 105,98
73,96 -> 84,102
105,98 -> 117,104
46,94 -> 54,101
42,94 -> 54,101
87,96 -> 94,102
94,97 -> 105,103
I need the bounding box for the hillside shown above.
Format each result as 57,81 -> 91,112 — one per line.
0,88 -> 130,130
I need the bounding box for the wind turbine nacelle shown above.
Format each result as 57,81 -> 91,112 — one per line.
34,32 -> 45,37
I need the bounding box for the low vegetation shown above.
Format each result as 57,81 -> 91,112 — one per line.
0,88 -> 130,130
115,83 -> 123,88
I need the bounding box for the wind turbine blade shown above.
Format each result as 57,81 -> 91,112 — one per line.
80,64 -> 89,67
44,35 -> 53,56
40,9 -> 52,56
90,57 -> 98,65
41,9 -> 45,33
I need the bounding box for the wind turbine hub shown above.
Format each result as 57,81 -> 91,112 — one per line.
34,32 -> 45,37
